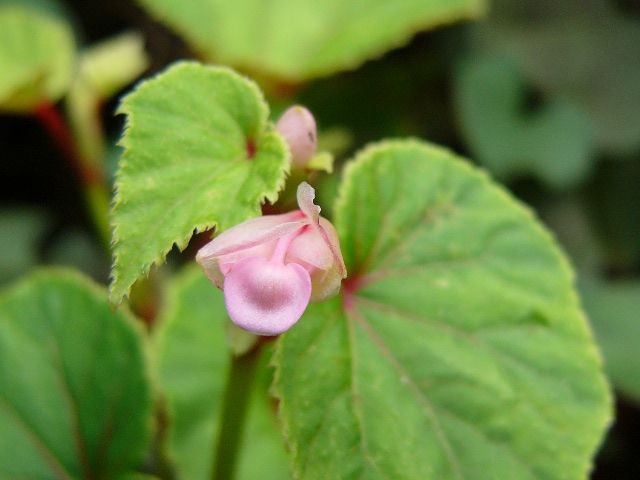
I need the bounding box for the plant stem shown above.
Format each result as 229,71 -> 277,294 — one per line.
35,102 -> 111,249
212,347 -> 261,480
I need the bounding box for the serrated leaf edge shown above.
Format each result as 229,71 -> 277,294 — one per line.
109,61 -> 290,304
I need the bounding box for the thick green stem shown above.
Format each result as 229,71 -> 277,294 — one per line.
212,347 -> 261,480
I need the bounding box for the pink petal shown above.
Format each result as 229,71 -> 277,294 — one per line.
223,256 -> 312,336
196,212 -> 305,287
197,212 -> 304,258
294,183 -> 347,286
316,217 -> 347,279
287,218 -> 346,301
309,264 -> 343,302
287,226 -> 332,270
296,182 -> 321,224
276,106 -> 317,168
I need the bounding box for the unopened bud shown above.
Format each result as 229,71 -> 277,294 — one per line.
276,106 -> 317,168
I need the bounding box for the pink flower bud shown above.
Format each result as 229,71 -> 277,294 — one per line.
196,182 -> 346,336
276,106 -> 317,168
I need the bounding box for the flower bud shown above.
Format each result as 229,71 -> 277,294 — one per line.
196,182 -> 346,336
276,106 -> 317,168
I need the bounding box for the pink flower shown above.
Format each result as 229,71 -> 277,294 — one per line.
276,106 -> 317,168
196,182 -> 346,336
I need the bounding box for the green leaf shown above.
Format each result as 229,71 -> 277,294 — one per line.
136,0 -> 486,82
454,53 -> 594,189
274,140 -> 611,479
110,62 -> 289,302
0,2 -> 75,112
155,266 -> 289,480
581,278 -> 640,402
0,269 -> 153,479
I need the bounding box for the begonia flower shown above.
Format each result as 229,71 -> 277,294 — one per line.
276,106 -> 317,168
196,182 -> 346,336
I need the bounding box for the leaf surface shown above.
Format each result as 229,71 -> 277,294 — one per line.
0,269 -> 152,478
137,0 -> 486,82
111,62 -> 289,302
274,140 -> 612,479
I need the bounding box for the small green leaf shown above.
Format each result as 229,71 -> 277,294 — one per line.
110,62 -> 289,302
0,269 -> 153,478
0,3 -> 75,112
137,0 -> 486,82
455,54 -> 594,189
581,277 -> 640,401
274,140 -> 611,479
155,266 -> 289,480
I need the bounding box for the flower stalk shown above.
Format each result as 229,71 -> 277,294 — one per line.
211,345 -> 262,480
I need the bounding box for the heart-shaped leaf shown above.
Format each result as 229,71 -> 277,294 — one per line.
274,140 -> 611,479
110,62 -> 290,302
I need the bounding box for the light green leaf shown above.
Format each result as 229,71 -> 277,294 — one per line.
155,266 -> 289,480
137,0 -> 486,82
454,53 -> 594,189
0,3 -> 75,112
110,62 -> 289,302
0,269 -> 153,479
581,278 -> 640,402
274,140 -> 611,479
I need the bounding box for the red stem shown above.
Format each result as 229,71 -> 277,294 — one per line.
34,102 -> 104,186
